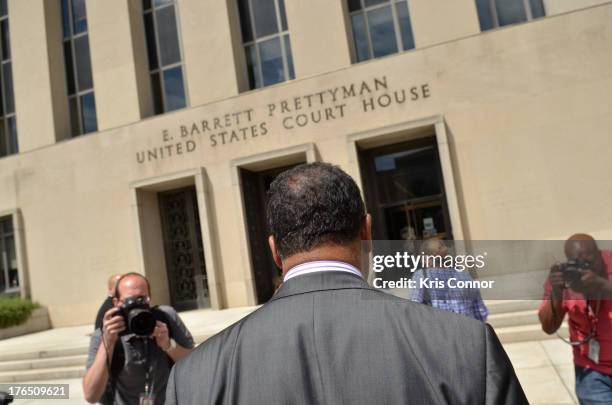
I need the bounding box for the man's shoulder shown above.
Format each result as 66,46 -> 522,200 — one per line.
173,290 -> 487,382
279,287 -> 482,338
173,307 -> 262,379
378,289 -> 485,326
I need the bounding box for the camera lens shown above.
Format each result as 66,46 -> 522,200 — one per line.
128,308 -> 156,336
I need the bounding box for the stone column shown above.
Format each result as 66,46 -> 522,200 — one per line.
284,0 -> 353,77
11,0 -> 71,150
177,0 -> 245,106
409,0 -> 480,48
86,0 -> 152,131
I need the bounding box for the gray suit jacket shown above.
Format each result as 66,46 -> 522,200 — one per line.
166,271 -> 527,404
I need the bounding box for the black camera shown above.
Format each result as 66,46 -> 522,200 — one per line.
559,258 -> 592,285
118,296 -> 157,336
0,391 -> 13,404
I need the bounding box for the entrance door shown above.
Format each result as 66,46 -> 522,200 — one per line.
241,164 -> 298,304
360,137 -> 453,248
158,186 -> 209,311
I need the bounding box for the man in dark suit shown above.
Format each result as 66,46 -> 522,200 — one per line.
166,162 -> 527,404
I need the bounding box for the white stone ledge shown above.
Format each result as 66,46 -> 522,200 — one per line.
0,308 -> 51,340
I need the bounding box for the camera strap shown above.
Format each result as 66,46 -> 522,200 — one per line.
142,338 -> 160,398
587,298 -> 601,338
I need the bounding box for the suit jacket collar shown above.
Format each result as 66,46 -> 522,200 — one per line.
271,270 -> 371,301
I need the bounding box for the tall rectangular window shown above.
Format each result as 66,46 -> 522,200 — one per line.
0,216 -> 18,294
476,0 -> 545,31
143,0 -> 187,114
62,0 -> 97,137
348,0 -> 415,63
238,0 -> 295,90
0,0 -> 17,158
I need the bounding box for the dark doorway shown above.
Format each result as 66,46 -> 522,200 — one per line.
359,137 -> 453,250
241,164 -> 298,304
158,186 -> 209,311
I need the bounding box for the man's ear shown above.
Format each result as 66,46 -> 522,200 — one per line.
360,214 -> 372,241
268,235 -> 283,269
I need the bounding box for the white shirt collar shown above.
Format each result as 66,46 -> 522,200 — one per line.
283,260 -> 364,282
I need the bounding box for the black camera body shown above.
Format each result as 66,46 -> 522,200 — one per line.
559,258 -> 591,285
118,296 -> 157,336
0,391 -> 13,405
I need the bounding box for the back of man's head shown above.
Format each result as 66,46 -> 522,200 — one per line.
107,273 -> 122,295
266,162 -> 365,259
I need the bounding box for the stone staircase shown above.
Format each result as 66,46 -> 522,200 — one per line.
0,301 -> 566,383
0,345 -> 88,383
0,333 -> 216,383
0,306 -> 259,384
487,300 -> 569,343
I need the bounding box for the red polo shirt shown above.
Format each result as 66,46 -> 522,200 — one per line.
540,250 -> 612,375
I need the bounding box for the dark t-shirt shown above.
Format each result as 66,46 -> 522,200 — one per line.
86,305 -> 194,405
94,296 -> 114,330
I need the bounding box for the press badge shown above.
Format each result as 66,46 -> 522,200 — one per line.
588,339 -> 600,364
139,393 -> 156,405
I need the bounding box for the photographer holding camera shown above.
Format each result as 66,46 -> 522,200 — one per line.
539,234 -> 612,404
82,273 -> 194,405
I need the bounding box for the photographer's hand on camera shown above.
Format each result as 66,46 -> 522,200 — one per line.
549,263 -> 566,298
102,307 -> 125,351
151,319 -> 192,361
575,268 -> 607,295
539,264 -> 567,334
559,264 -> 612,298
152,320 -> 170,350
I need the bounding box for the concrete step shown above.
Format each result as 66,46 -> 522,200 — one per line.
194,334 -> 214,345
0,326 -> 567,380
0,335 -> 213,382
488,309 -> 539,329
0,354 -> 87,372
0,332 -> 213,363
494,322 -> 568,344
0,345 -> 89,363
486,300 -> 540,314
0,365 -> 85,383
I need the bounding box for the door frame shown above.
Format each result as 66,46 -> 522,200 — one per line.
158,186 -> 208,311
0,209 -> 29,299
346,115 -> 465,240
130,167 -> 223,310
230,143 -> 318,306
359,137 -> 453,240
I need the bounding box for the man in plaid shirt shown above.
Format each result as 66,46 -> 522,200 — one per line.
410,239 -> 488,321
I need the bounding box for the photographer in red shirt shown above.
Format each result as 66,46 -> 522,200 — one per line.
539,234 -> 612,404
